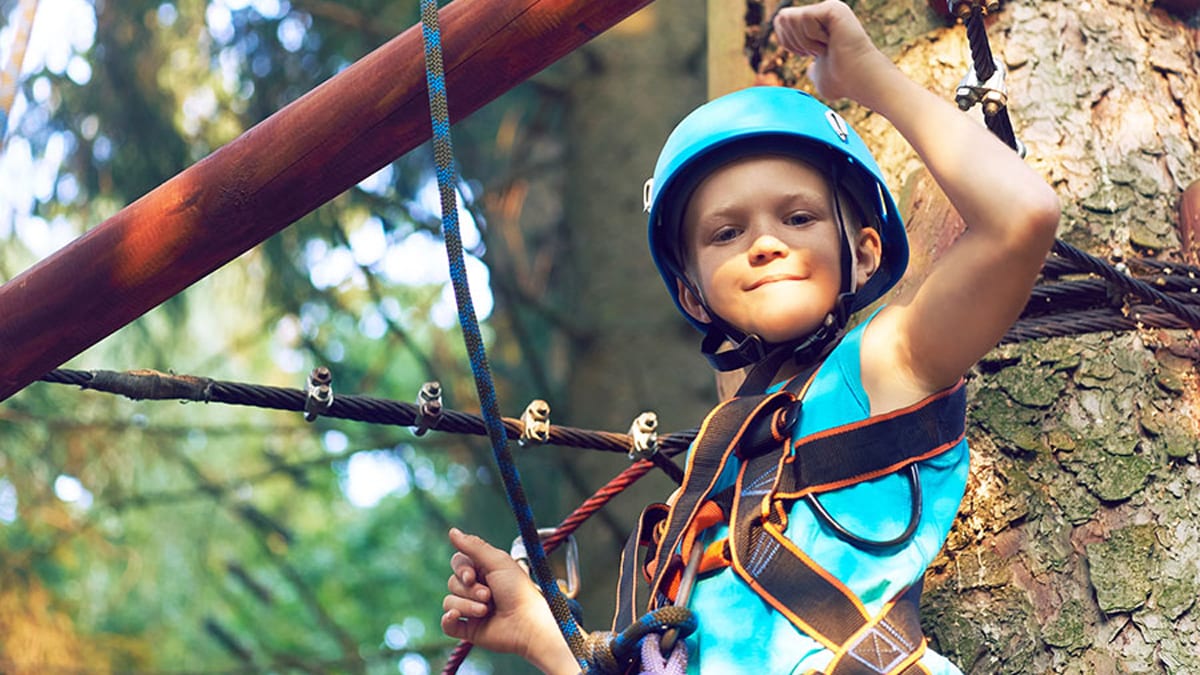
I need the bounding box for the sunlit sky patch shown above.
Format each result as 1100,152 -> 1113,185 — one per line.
337,450 -> 411,508
54,473 -> 94,509
0,478 -> 17,524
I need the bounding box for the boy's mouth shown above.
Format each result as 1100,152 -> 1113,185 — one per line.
747,274 -> 804,290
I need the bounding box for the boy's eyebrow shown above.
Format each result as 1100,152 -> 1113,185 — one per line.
694,189 -> 831,221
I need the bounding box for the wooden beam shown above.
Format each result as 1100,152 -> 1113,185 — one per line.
0,0 -> 655,402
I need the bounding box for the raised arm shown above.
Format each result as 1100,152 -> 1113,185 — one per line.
775,1 -> 1060,405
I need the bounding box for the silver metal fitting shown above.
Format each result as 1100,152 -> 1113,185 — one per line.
519,399 -> 551,446
303,366 -> 333,422
510,528 -> 581,599
627,411 -> 660,461
949,0 -> 1000,20
413,381 -> 443,436
955,58 -> 1008,113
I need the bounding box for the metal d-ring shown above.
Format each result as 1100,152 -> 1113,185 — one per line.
804,464 -> 922,550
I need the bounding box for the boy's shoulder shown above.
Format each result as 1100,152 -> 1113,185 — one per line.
855,305 -> 939,415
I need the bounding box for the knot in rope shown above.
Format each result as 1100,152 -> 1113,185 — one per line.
584,606 -> 697,675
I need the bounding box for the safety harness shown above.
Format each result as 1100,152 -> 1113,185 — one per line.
612,360 -> 968,675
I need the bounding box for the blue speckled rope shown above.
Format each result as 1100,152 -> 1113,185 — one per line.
417,0 -> 590,669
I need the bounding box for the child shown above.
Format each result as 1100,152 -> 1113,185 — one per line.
440,2 -> 1060,673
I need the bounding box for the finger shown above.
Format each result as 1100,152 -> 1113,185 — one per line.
772,11 -> 802,53
447,573 -> 492,603
443,593 -> 492,619
440,609 -> 474,641
449,551 -> 477,586
449,528 -> 518,577
774,9 -> 827,57
798,10 -> 830,54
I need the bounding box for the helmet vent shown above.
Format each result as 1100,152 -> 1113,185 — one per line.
825,110 -> 850,143
643,177 -> 654,213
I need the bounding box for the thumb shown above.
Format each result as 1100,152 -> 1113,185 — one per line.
449,528 -> 518,577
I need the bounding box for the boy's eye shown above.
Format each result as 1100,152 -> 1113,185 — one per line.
784,212 -> 815,227
710,226 -> 741,244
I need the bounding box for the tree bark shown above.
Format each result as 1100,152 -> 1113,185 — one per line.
711,1 -> 1200,672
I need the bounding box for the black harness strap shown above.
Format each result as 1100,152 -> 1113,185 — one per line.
612,502 -> 668,631
777,381 -> 968,499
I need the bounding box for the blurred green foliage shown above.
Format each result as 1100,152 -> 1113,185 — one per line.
0,1 -> 576,672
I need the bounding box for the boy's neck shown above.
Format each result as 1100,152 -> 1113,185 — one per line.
715,359 -> 807,399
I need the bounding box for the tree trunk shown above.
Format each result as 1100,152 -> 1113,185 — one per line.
708,0 -> 1200,672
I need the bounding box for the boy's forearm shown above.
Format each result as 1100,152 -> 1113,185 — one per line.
854,56 -> 1060,236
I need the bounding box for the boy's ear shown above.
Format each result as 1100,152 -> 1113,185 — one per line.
676,278 -> 712,325
854,227 -> 883,289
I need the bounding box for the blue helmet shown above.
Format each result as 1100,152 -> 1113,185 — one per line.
645,87 -> 908,340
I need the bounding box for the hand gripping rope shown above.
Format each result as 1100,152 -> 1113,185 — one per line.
418,0 -> 590,670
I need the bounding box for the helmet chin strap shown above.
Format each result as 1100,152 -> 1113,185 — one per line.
697,165 -> 861,395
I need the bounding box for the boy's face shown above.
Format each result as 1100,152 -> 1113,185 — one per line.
676,154 -> 879,344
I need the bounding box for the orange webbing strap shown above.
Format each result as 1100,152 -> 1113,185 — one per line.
659,499 -> 726,601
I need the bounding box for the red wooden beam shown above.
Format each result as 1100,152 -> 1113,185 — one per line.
0,0 -> 654,402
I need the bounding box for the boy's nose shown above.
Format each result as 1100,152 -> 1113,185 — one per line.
748,233 -> 788,264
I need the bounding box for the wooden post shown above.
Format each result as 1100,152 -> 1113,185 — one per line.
707,0 -> 755,100
0,0 -> 655,402
1181,180 -> 1200,266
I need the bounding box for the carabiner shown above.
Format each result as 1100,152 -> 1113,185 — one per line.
805,464 -> 922,550
509,528 -> 581,599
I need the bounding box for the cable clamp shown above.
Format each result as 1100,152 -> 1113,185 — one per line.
627,411 -> 660,461
947,0 -> 1000,20
519,399 -> 551,446
510,528 -> 581,599
955,57 -> 1008,116
413,381 -> 443,436
303,367 -> 333,422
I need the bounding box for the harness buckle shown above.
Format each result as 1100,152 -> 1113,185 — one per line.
735,394 -> 798,461
627,411 -> 660,461
519,399 -> 551,446
303,366 -> 333,422
413,381 -> 443,436
510,528 -> 581,599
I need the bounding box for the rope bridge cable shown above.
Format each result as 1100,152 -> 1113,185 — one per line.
37,368 -> 698,457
